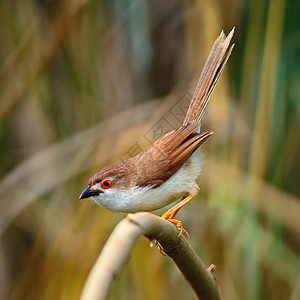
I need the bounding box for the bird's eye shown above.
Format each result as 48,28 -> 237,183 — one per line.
101,179 -> 113,189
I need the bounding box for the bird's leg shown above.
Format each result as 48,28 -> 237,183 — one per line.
161,186 -> 199,238
161,195 -> 195,239
161,195 -> 195,220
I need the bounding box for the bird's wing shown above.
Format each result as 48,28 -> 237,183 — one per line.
135,123 -> 212,188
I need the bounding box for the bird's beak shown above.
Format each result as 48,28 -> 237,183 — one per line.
79,186 -> 103,199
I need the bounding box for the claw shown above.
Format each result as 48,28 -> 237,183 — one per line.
156,242 -> 167,255
162,218 -> 190,241
150,239 -> 167,255
179,226 -> 190,241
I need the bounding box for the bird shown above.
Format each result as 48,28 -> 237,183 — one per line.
79,29 -> 234,232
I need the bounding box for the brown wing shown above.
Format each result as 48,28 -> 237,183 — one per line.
135,122 -> 212,188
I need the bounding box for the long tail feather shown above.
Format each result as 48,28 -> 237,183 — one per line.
183,28 -> 235,126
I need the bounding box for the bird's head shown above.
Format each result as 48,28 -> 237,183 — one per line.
79,160 -> 137,201
79,177 -> 114,199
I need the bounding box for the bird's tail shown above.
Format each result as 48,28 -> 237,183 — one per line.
183,28 -> 235,126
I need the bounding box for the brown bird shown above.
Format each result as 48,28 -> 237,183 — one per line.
79,29 -> 234,231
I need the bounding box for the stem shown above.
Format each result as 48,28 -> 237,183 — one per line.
80,212 -> 222,300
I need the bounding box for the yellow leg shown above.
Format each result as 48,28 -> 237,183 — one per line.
161,195 -> 195,220
161,193 -> 198,240
160,187 -> 200,242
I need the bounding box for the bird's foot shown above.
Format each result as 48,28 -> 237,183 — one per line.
160,194 -> 197,240
161,216 -> 189,240
151,216 -> 189,255
150,239 -> 167,255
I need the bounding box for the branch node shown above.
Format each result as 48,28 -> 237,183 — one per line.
127,213 -> 140,227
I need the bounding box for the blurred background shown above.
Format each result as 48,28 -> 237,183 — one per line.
0,0 -> 299,299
